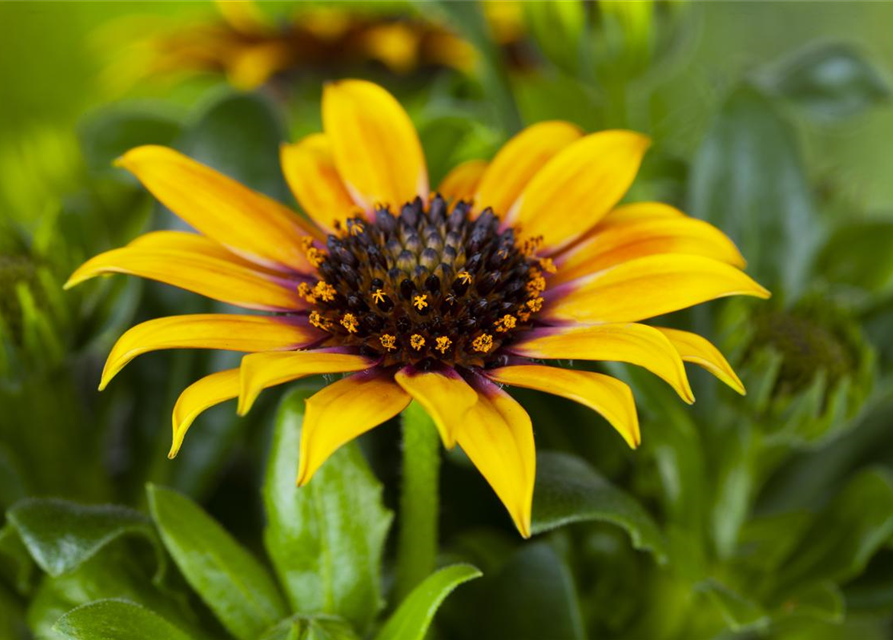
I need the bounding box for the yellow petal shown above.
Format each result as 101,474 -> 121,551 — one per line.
544,254 -> 771,324
280,135 -> 361,233
297,370 -> 410,486
509,324 -> 694,403
554,217 -> 746,284
127,230 -> 289,274
394,367 -> 478,449
226,41 -> 292,90
65,246 -> 306,312
597,201 -> 685,227
656,327 -> 745,395
322,79 -> 428,209
437,159 -> 488,204
115,145 -> 321,272
101,315 -> 322,391
475,121 -> 582,219
486,364 -> 640,449
170,368 -> 240,458
237,350 -> 373,416
453,377 -> 535,538
516,130 -> 651,252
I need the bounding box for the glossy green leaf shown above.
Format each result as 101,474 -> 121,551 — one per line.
766,43 -> 891,121
473,543 -> 585,640
79,104 -> 182,176
697,579 -> 769,631
688,84 -> 817,297
374,564 -> 481,640
259,615 -> 359,640
7,498 -> 163,579
531,451 -> 667,564
179,91 -> 290,201
53,598 -> 195,640
263,388 -> 392,634
775,468 -> 893,595
146,484 -> 287,640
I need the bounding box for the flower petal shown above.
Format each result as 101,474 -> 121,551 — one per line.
544,254 -> 771,324
437,159 -> 488,204
100,315 -> 322,391
656,327 -> 745,395
170,368 -> 240,458
322,79 -> 428,209
509,324 -> 694,403
516,130 -> 650,252
553,216 -> 746,284
127,230 -> 289,274
597,201 -> 685,227
280,134 -> 361,233
297,370 -> 411,486
453,375 -> 535,538
486,364 -> 640,448
65,246 -> 306,312
394,366 -> 478,448
237,350 -> 374,416
475,121 -> 582,219
116,145 -> 322,271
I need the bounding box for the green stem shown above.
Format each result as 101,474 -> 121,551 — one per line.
394,401 -> 441,601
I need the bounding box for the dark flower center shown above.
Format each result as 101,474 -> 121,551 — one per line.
301,194 -> 549,369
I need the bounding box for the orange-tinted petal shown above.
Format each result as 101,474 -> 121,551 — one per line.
486,364 -> 640,448
475,121 -> 582,219
65,246 -> 306,312
553,216 -> 746,284
545,254 -> 771,324
280,134 -> 361,233
127,230 -> 289,274
597,201 -> 685,227
170,368 -> 240,458
453,376 -> 535,538
509,324 -> 694,403
115,145 -> 321,272
516,130 -> 650,252
100,315 -> 321,391
656,327 -> 745,395
394,367 -> 478,448
322,79 -> 428,209
237,350 -> 374,416
297,370 -> 410,485
437,159 -> 488,204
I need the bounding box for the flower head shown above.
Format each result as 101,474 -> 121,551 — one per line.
66,79 -> 769,537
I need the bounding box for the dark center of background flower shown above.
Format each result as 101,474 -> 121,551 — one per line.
301,194 -> 548,369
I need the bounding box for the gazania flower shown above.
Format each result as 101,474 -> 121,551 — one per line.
66,80 -> 769,537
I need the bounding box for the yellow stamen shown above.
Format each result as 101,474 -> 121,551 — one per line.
314,281 -> 337,302
309,311 -> 331,330
340,313 -> 359,333
526,276 -> 546,295
539,257 -> 557,274
297,282 -> 316,302
306,247 -> 324,268
372,289 -> 386,305
527,297 -> 543,312
435,336 -> 452,353
380,334 -> 397,351
457,271 -> 473,285
410,334 -> 426,350
347,219 -> 365,236
495,314 -> 517,333
413,294 -> 428,311
472,333 -> 493,353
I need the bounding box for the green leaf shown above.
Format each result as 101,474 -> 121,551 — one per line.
259,615 -> 359,640
7,498 -> 163,579
263,388 -> 392,633
816,220 -> 893,294
374,565 -> 481,640
766,43 -> 891,121
531,451 -> 667,564
179,91 -> 290,201
53,599 -> 195,640
687,84 -> 817,297
78,103 -> 182,176
473,543 -> 585,640
0,444 -> 27,511
0,523 -> 35,594
775,468 -> 893,596
696,579 -> 769,632
775,581 -> 845,624
146,484 -> 287,640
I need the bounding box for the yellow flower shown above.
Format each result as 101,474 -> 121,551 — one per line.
66,80 -> 769,538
